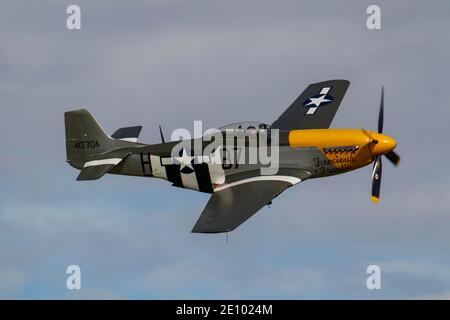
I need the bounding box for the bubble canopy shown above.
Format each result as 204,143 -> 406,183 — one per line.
218,121 -> 271,132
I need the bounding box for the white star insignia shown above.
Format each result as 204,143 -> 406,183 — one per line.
305,95 -> 331,107
174,148 -> 194,172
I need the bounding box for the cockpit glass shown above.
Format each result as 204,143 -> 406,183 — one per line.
219,121 -> 271,132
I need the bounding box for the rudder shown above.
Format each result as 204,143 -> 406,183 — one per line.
64,109 -> 114,169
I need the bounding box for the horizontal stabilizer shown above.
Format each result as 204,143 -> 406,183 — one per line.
111,126 -> 142,142
77,163 -> 118,181
76,155 -> 128,180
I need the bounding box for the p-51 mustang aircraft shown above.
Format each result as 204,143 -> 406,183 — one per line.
65,80 -> 399,233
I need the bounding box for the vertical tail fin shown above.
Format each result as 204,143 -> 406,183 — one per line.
64,109 -> 114,169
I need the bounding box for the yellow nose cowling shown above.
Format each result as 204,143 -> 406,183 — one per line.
370,133 -> 397,156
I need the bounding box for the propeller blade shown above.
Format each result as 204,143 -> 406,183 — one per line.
371,155 -> 382,203
385,151 -> 400,166
362,128 -> 378,144
378,86 -> 384,133
362,128 -> 371,139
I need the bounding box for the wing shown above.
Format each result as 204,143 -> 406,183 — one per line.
191,177 -> 301,233
271,79 -> 350,130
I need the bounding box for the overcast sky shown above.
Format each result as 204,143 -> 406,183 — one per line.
1,0 -> 450,299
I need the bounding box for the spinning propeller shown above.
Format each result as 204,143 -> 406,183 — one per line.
364,87 -> 400,203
